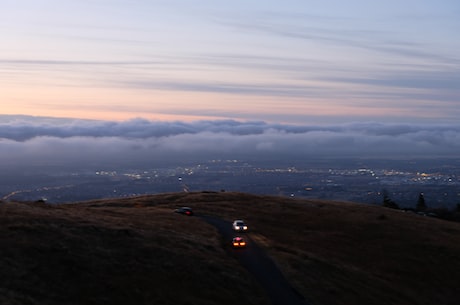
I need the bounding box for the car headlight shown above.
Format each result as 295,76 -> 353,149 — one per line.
243,226 -> 248,230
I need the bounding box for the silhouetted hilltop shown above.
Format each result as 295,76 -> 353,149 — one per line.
1,192 -> 460,305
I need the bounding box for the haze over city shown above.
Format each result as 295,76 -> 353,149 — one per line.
1,116 -> 460,168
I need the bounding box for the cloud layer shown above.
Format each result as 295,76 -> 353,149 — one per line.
1,115 -> 459,170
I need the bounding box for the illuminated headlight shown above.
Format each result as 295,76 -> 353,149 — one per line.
243,226 -> 248,230
235,226 -> 240,230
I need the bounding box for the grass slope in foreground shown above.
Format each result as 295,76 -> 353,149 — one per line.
1,192 -> 460,305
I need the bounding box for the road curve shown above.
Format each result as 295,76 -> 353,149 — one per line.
200,215 -> 310,305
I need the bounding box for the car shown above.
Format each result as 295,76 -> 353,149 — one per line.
174,207 -> 193,216
232,236 -> 246,248
232,220 -> 248,232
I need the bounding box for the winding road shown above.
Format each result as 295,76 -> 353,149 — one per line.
200,215 -> 310,305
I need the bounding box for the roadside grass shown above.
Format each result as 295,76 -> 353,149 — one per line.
0,199 -> 269,305
2,191 -> 460,305
189,192 -> 460,305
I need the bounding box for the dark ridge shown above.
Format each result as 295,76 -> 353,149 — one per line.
1,192 -> 460,305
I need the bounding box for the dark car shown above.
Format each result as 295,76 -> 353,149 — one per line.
232,236 -> 246,248
174,207 -> 193,216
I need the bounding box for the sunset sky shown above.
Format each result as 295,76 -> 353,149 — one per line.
2,0 -> 459,124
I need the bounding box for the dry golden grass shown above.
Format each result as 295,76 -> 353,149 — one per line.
1,191 -> 460,305
192,192 -> 460,305
0,196 -> 268,305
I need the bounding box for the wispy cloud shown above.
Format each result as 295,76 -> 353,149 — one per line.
323,69 -> 460,91
118,80 -> 323,97
0,59 -> 168,66
216,11 -> 460,64
2,1 -> 459,125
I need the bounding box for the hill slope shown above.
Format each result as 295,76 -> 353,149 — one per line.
1,192 -> 460,305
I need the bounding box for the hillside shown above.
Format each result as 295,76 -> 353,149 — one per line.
1,192 -> 460,305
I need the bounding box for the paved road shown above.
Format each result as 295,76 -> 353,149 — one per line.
200,215 -> 310,305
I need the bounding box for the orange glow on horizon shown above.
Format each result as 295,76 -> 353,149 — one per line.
1,83 -> 448,123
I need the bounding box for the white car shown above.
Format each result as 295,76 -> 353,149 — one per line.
232,220 -> 248,232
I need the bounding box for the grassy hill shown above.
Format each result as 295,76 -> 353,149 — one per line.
1,192 -> 460,305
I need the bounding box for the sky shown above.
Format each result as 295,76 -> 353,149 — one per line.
1,1 -> 460,167
1,0 -> 459,124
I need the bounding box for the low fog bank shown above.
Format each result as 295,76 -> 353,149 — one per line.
1,115 -> 459,170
